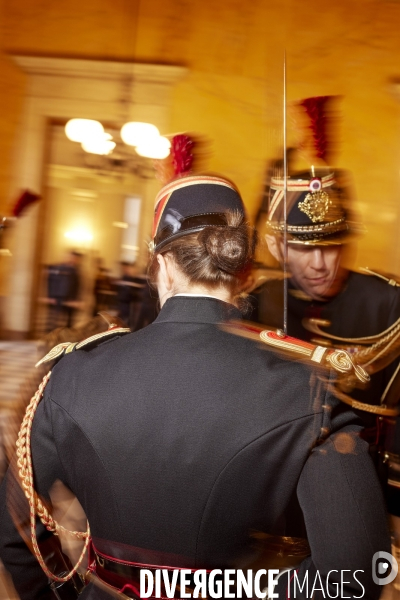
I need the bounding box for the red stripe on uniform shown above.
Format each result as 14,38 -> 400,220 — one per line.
152,192 -> 172,239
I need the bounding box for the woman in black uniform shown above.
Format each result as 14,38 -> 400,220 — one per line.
0,175 -> 390,600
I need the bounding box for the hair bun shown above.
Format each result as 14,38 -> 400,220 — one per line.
200,223 -> 249,275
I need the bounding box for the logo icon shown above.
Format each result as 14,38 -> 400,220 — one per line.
372,551 -> 399,585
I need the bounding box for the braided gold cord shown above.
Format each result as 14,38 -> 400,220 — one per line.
15,371 -> 91,582
326,350 -> 370,384
356,321 -> 400,368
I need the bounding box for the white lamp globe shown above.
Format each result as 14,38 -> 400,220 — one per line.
82,139 -> 116,155
65,119 -> 104,143
135,136 -> 171,159
121,122 -> 160,147
81,133 -> 116,155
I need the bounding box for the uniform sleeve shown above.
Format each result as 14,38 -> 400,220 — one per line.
275,403 -> 391,600
0,377 -> 73,600
382,285 -> 400,391
387,284 -> 400,327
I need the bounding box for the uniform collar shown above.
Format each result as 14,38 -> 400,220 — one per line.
154,295 -> 242,324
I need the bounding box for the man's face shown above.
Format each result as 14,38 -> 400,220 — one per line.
285,244 -> 344,300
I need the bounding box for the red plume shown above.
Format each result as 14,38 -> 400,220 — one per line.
300,96 -> 332,162
153,133 -> 207,185
171,134 -> 195,177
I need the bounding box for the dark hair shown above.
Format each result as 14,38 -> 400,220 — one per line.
149,210 -> 256,303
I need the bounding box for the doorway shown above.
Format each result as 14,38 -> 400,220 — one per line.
34,122 -> 155,335
4,56 -> 186,337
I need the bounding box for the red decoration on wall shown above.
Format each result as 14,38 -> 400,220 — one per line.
12,190 -> 41,217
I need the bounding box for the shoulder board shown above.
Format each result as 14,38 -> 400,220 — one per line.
36,326 -> 131,368
359,267 -> 400,287
220,320 -> 370,385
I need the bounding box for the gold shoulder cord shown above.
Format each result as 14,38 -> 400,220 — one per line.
221,321 -> 399,418
15,371 -> 90,583
258,328 -> 399,416
15,324 -> 131,582
360,266 -> 400,287
304,317 -> 400,375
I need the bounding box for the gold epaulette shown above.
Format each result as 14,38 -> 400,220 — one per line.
221,321 -> 400,417
359,267 -> 400,287
221,320 -> 370,384
35,326 -> 131,368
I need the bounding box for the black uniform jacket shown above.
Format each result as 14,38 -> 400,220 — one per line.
251,272 -> 400,427
252,271 -> 400,348
0,297 -> 390,599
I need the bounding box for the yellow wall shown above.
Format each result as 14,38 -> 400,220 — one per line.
1,0 -> 400,274
0,0 -> 25,214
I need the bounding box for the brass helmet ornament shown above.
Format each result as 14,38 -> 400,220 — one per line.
266,96 -> 361,245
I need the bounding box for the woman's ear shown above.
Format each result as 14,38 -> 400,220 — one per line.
157,253 -> 169,285
156,253 -> 176,307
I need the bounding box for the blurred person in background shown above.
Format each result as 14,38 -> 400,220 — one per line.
115,261 -> 146,329
0,174 -> 390,600
46,250 -> 83,330
92,257 -> 115,317
132,274 -> 159,332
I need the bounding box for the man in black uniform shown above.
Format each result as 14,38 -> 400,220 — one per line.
0,174 -> 391,599
251,168 -> 400,519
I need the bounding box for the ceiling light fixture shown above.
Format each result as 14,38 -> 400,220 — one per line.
136,136 -> 171,159
65,119 -> 171,160
81,132 -> 116,156
120,122 -> 159,146
65,119 -> 104,143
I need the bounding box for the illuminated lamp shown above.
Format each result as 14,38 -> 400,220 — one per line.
64,229 -> 93,243
135,136 -> 171,159
65,119 -> 104,143
82,133 -> 116,155
120,122 -> 160,147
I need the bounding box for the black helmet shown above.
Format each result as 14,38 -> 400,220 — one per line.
150,174 -> 246,253
266,168 -> 361,245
